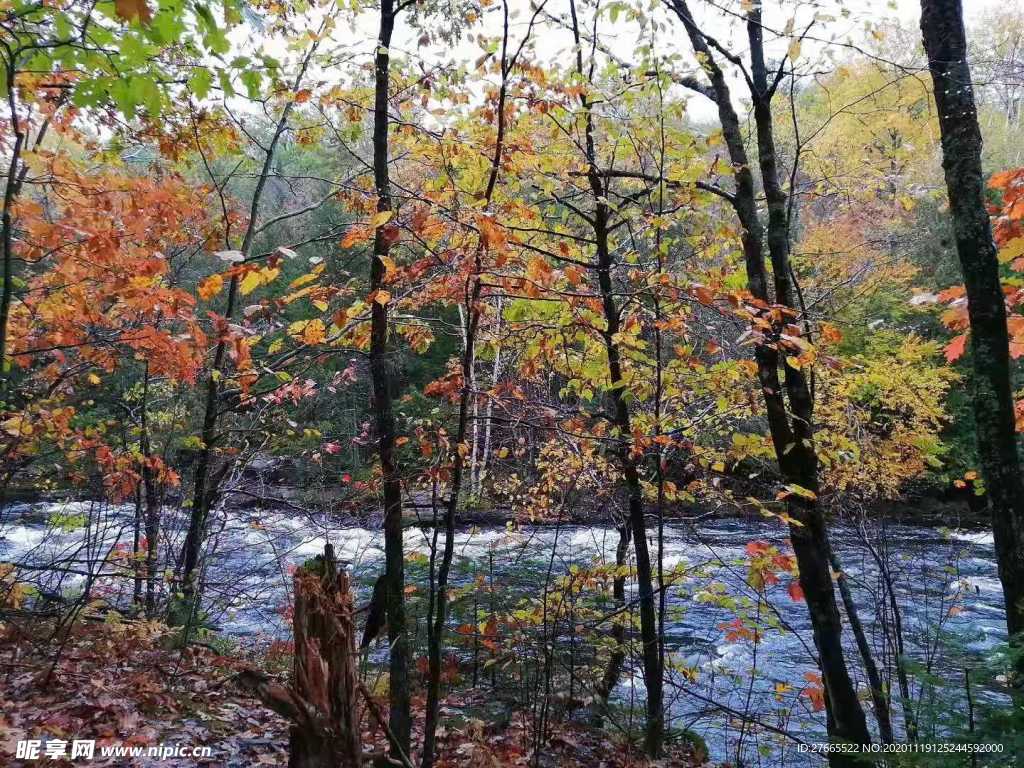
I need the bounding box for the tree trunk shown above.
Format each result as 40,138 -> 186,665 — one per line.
0,72 -> 25,393
594,161 -> 663,761
291,546 -> 362,768
132,486 -> 143,606
745,15 -> 871,751
423,8 -> 515,761
179,293 -> 235,612
666,1 -> 871,758
139,365 -> 161,619
369,1 -> 411,759
566,0 -> 662,752
830,549 -> 894,743
238,544 -> 361,768
920,0 -> 1024,641
179,38 -> 319,619
476,297 -> 503,496
593,523 -> 630,725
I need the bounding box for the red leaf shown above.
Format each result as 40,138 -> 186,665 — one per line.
944,334 -> 968,363
745,540 -> 771,556
787,580 -> 804,602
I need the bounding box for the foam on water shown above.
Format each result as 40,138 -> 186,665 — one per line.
0,504 -> 1008,766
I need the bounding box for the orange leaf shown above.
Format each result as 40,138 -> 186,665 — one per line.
114,0 -> 152,23
302,319 -> 326,345
197,273 -> 223,302
937,285 -> 966,302
944,333 -> 968,363
478,216 -> 508,251
341,226 -> 371,248
692,285 -> 715,305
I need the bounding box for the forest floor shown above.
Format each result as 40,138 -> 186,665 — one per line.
0,618 -> 705,767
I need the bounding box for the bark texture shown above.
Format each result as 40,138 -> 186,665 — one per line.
238,544 -> 361,768
370,0 -> 411,758
920,0 -> 1024,639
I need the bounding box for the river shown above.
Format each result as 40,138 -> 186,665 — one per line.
0,500 -> 1007,765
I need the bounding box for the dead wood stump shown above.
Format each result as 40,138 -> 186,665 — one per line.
238,543 -> 362,768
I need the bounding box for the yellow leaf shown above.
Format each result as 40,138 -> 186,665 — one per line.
288,270 -> 320,291
87,373 -> 101,385
2,416 -> 32,437
787,39 -> 802,61
998,237 -> 1024,264
372,290 -> 391,306
198,273 -> 224,301
302,319 -> 326,345
371,210 -> 394,228
240,270 -> 262,296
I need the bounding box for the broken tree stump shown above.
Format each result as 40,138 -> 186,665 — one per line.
238,543 -> 362,768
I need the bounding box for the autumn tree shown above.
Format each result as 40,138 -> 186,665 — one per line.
920,0 -> 1024,645
368,0 -> 411,756
664,0 -> 872,757
176,9 -> 338,620
0,0 -> 252,391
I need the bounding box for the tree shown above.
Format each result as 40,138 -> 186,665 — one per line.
920,0 -> 1024,643
177,16 -> 331,621
418,3 -> 542,764
664,0 -> 872,757
368,0 -> 411,758
0,0 -> 253,390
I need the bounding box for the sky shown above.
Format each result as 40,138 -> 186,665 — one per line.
239,0 -> 1019,124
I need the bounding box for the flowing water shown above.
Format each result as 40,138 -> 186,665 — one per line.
0,500 -> 1006,765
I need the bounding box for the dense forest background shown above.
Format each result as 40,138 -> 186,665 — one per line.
2,0 -> 1024,765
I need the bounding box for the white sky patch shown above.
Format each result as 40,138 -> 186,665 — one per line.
212,0 -> 1018,143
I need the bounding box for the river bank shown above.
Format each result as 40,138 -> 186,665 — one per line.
0,495 -> 1008,766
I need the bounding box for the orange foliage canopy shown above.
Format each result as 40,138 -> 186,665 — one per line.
939,168 -> 1024,371
9,153 -> 212,382
2,151 -> 218,499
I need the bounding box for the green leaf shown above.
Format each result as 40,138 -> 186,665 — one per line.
189,67 -> 213,99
